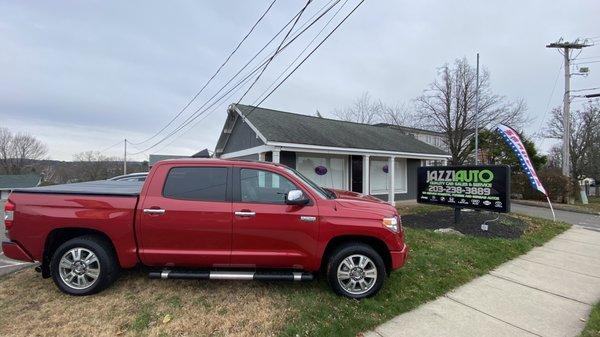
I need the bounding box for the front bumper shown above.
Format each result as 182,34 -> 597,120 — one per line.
2,241 -> 34,262
390,243 -> 409,270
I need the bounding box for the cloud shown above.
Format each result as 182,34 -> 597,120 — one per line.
1,0 -> 599,160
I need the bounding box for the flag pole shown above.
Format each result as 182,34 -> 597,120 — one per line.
545,195 -> 556,222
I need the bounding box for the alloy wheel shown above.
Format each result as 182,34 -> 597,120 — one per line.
58,248 -> 101,290
336,254 -> 377,295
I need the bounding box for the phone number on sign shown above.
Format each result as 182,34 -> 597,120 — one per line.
427,186 -> 491,196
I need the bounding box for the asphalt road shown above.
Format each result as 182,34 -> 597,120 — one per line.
511,203 -> 600,230
0,200 -> 33,276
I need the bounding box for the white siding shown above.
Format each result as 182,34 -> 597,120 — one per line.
296,153 -> 349,190
369,157 -> 407,194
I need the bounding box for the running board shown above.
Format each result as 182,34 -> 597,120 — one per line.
148,270 -> 314,282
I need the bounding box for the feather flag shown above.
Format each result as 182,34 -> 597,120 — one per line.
496,124 -> 547,196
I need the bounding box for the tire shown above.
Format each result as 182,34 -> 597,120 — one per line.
326,242 -> 386,299
50,235 -> 119,296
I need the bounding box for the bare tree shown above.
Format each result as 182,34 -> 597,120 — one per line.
334,92 -> 414,125
333,92 -> 414,126
0,127 -> 48,174
379,102 -> 412,126
415,58 -> 527,165
547,145 -> 562,169
333,92 -> 381,124
545,100 -> 600,180
72,151 -> 122,182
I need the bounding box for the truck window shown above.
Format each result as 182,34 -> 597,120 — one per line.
240,168 -> 297,204
163,167 -> 228,202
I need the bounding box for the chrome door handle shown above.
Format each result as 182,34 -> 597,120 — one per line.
300,216 -> 316,222
235,211 -> 256,217
143,208 -> 166,215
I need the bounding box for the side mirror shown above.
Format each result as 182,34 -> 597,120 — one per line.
285,189 -> 309,206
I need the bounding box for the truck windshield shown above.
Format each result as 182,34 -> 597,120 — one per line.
284,167 -> 334,199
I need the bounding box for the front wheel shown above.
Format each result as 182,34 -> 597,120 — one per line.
326,243 -> 386,299
50,235 -> 119,296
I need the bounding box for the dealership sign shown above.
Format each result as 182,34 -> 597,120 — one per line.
417,165 -> 511,213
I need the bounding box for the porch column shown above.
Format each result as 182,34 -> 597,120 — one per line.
388,156 -> 395,205
272,149 -> 281,164
362,155 -> 370,195
258,152 -> 266,161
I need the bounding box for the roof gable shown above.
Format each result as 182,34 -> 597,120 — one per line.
233,104 -> 448,156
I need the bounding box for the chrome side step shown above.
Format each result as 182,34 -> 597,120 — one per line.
149,270 -> 314,282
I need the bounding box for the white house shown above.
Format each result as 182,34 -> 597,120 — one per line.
215,104 -> 450,203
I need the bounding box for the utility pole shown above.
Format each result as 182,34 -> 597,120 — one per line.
123,139 -> 127,175
546,39 -> 591,177
474,53 -> 480,165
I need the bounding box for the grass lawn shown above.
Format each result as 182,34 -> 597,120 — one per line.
0,210 -> 568,337
581,196 -> 600,214
581,302 -> 600,337
279,213 -> 568,336
558,196 -> 600,214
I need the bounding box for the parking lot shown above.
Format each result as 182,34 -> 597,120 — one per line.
0,200 -> 33,276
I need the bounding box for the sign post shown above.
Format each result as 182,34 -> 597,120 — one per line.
417,165 -> 511,223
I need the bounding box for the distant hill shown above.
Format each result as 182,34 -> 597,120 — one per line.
4,159 -> 148,185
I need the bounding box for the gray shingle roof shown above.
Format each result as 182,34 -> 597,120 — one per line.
0,174 -> 42,189
234,104 -> 448,156
148,154 -> 188,166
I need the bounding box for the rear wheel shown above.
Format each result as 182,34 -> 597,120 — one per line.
326,243 -> 386,299
50,235 -> 119,295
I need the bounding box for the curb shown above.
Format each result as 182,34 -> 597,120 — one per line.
511,199 -> 600,216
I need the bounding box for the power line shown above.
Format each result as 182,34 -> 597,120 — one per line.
98,139 -> 124,154
236,0 -> 313,105
155,0 -> 351,153
572,60 -> 600,65
570,87 -> 600,92
129,0 -> 343,155
151,72 -> 260,154
535,62 -> 562,136
575,55 -> 600,60
131,0 -> 336,151
243,0 -> 366,120
128,0 -> 278,146
252,0 -> 350,106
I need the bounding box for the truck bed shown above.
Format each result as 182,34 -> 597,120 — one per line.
12,180 -> 143,196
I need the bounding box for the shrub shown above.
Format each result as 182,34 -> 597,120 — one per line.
512,168 -> 575,203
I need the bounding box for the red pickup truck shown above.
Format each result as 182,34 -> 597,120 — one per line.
3,159 -> 408,298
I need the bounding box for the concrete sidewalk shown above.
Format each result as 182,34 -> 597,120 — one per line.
365,226 -> 600,337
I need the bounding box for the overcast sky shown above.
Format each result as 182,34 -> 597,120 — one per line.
1,1 -> 599,161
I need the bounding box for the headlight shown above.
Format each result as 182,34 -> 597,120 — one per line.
382,216 -> 399,233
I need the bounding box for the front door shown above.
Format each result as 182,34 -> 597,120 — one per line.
351,155 -> 363,193
231,167 -> 319,269
138,165 -> 232,267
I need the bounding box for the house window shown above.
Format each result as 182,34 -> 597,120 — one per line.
296,153 -> 348,190
369,158 -> 407,194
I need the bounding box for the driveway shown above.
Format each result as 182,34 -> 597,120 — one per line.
511,203 -> 600,230
0,200 -> 33,276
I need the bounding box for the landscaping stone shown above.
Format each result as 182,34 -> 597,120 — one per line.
433,228 -> 464,236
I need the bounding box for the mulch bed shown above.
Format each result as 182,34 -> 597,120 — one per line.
402,209 -> 529,239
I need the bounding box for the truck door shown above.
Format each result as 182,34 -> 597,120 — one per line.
138,165 -> 232,267
231,167 -> 319,270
